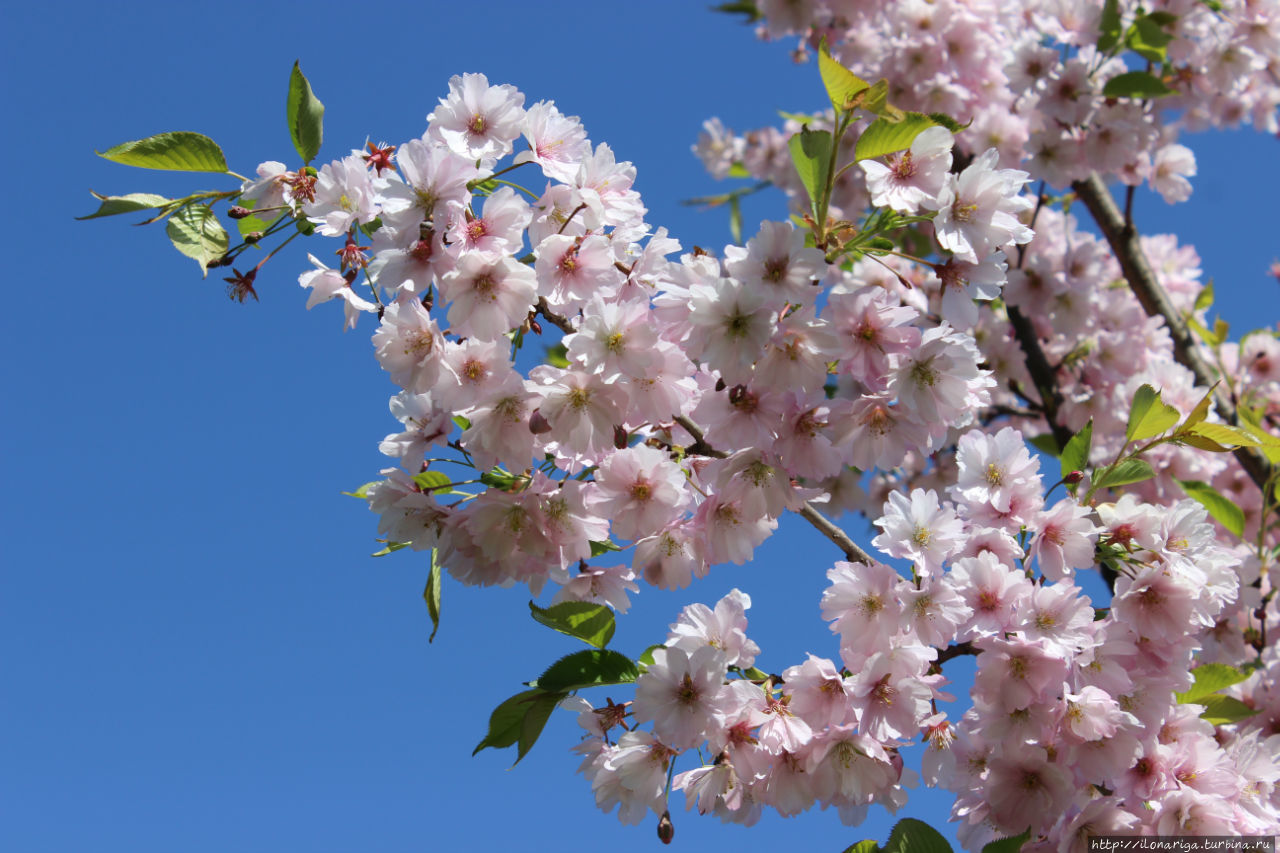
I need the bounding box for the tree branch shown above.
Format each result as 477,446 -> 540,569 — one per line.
673,415 -> 875,565
1072,172 -> 1273,493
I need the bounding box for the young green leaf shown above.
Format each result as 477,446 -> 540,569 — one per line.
165,205 -> 229,276
924,112 -> 970,133
532,649 -> 639,693
77,191 -> 172,220
234,198 -> 282,239
1180,382 -> 1218,431
982,831 -> 1030,853
818,42 -> 870,111
1126,384 -> 1179,441
341,481 -> 380,499
515,690 -> 565,764
788,127 -> 833,213
1175,663 -> 1249,704
529,601 -> 616,649
1094,459 -> 1156,490
371,541 -> 410,557
287,61 -> 325,164
1027,433 -> 1061,458
882,818 -> 954,853
413,470 -> 453,492
1060,420 -> 1093,480
473,688 -> 566,764
1196,694 -> 1260,726
1176,480 -> 1245,538
1187,422 -> 1261,448
588,540 -> 622,557
842,841 -> 881,853
1097,0 -> 1122,51
97,131 -> 230,173
729,194 -> 743,245
424,550 -> 442,643
1125,14 -> 1174,63
1193,279 -> 1214,313
854,112 -> 940,161
1102,70 -> 1173,99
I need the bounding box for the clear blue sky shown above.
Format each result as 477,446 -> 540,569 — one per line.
2,3 -> 1276,852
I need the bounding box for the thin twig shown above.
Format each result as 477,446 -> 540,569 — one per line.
673,415 -> 875,565
1072,172 -> 1273,492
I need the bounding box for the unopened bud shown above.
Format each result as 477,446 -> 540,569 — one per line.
656,811 -> 674,845
529,409 -> 552,435
244,231 -> 263,245
228,205 -> 252,219
343,269 -> 359,285
613,425 -> 628,450
1064,471 -> 1085,485
529,317 -> 543,335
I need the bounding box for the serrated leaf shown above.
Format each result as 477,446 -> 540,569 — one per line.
1027,433 -> 1061,457
341,481 -> 380,499
848,79 -> 891,116
1197,694 -> 1259,726
413,470 -> 452,492
1102,70 -> 1173,99
1181,383 -> 1218,430
165,205 -> 229,276
1061,420 -> 1093,479
1188,422 -> 1261,448
1175,480 -> 1245,538
925,112 -> 970,133
287,61 -> 325,164
883,818 -> 955,853
515,691 -> 564,764
818,42 -> 870,111
424,550 -> 442,643
589,540 -> 622,557
97,132 -> 230,173
1125,15 -> 1174,63
1176,663 -> 1250,703
1126,384 -> 1180,441
529,601 -> 616,649
1097,0 -> 1122,52
789,127 -> 833,213
843,841 -> 881,853
982,831 -> 1030,853
372,541 -> 410,557
855,112 -> 941,161
77,191 -> 172,220
1180,433 -> 1234,453
1094,459 -> 1156,490
532,649 -> 639,693
1193,279 -> 1214,314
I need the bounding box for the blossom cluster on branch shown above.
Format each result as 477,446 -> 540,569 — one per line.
83,0 -> 1280,848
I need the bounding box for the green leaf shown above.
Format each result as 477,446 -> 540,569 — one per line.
424,550 -> 442,643
855,112 -> 941,161
473,689 -> 567,764
533,649 -> 639,693
1177,480 -> 1245,538
1028,433 -> 1061,458
788,127 -> 833,213
1197,694 -> 1260,726
341,481 -> 380,499
516,691 -> 564,764
287,61 -> 325,164
842,841 -> 881,853
818,42 -> 870,111
727,162 -> 752,178
1097,0 -> 1122,52
883,818 -> 955,853
1193,279 -> 1214,314
1176,663 -> 1250,703
1094,459 -> 1156,490
1125,14 -> 1174,63
589,540 -> 622,557
77,191 -> 172,220
1061,420 -> 1093,479
529,601 -> 616,649
97,131 -> 230,173
1126,384 -> 1180,441
1188,422 -> 1261,448
712,0 -> 762,22
636,644 -> 664,671
924,112 -> 970,133
1102,70 -> 1173,99
165,205 -> 229,276
982,831 -> 1030,853
452,414 -> 471,431
413,470 -> 452,492
235,198 -> 281,239
544,342 -> 570,369
1181,383 -> 1218,431
372,541 -> 410,557
729,194 -> 743,245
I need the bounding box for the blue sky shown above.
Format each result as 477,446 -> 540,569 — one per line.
3,3 -> 1277,852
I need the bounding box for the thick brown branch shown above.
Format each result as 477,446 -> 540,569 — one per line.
1072,172 -> 1273,492
935,641 -> 976,667
1007,305 -> 1074,450
535,297 -> 575,334
672,415 -> 874,565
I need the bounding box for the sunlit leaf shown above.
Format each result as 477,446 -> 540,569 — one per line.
97,131 -> 230,173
